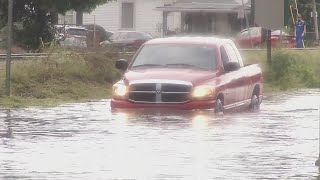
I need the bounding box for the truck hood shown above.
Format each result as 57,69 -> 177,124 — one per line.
123,68 -> 217,85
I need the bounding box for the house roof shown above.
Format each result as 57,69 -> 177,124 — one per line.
155,0 -> 251,13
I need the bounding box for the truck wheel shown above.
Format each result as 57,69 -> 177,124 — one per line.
214,99 -> 224,114
249,95 -> 260,112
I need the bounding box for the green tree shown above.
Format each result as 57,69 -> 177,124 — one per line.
0,0 -> 112,50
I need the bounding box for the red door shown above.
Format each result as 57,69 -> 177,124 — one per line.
220,44 -> 249,108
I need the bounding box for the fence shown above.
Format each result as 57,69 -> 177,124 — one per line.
0,53 -> 48,61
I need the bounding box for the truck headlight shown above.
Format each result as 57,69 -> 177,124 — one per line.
113,83 -> 128,97
192,85 -> 215,98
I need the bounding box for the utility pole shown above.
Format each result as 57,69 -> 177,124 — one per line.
93,15 -> 96,48
6,0 -> 13,96
267,30 -> 272,64
312,0 -> 319,44
242,0 -> 253,47
251,0 -> 255,26
242,0 -> 249,29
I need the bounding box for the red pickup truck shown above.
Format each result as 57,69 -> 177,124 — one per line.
111,37 -> 263,113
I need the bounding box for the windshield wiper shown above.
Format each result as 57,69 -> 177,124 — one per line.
165,63 -> 208,70
131,64 -> 164,68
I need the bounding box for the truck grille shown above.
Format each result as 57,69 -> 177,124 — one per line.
128,81 -> 192,104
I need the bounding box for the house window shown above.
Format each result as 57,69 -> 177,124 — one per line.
58,11 -> 75,24
121,2 -> 134,29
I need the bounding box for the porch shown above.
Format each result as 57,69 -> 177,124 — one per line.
156,0 -> 251,36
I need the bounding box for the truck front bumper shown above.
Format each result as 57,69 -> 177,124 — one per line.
111,99 -> 216,110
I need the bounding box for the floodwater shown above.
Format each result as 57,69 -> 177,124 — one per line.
0,89 -> 320,180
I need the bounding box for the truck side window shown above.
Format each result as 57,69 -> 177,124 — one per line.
220,46 -> 229,68
224,44 -> 240,63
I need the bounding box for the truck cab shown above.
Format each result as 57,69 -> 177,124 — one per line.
111,37 -> 263,112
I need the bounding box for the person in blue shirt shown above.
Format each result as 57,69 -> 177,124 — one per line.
295,14 -> 306,48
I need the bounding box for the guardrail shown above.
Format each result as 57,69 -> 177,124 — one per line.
0,48 -> 319,61
0,53 -> 48,61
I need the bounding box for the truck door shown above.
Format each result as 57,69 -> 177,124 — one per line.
220,46 -> 237,106
221,44 -> 249,106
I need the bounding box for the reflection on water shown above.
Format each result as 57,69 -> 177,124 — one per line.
192,115 -> 210,130
1,110 -> 13,139
0,89 -> 320,179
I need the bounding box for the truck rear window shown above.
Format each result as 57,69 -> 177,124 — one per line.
132,44 -> 216,71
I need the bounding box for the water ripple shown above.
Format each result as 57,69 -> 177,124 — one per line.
0,90 -> 319,179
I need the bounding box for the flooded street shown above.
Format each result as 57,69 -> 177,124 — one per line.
1,89 -> 320,180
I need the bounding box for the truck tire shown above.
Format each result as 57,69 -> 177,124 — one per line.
214,99 -> 224,114
249,94 -> 260,112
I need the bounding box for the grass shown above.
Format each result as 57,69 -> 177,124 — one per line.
0,84 -> 111,108
241,49 -> 320,91
0,47 -> 319,108
0,47 -> 124,108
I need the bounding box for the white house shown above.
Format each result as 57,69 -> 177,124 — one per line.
58,0 -> 250,37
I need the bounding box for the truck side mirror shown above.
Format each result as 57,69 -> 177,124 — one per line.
115,59 -> 128,71
224,62 -> 240,72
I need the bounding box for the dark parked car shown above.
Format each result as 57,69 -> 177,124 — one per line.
100,31 -> 153,51
235,27 -> 296,48
60,37 -> 87,49
83,24 -> 114,47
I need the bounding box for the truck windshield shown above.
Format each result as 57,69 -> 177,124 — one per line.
131,44 -> 216,71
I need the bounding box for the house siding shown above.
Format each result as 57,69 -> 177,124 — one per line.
82,0 -> 169,37
135,0 -> 163,37
60,0 -> 239,37
58,11 -> 77,24
83,2 -> 119,33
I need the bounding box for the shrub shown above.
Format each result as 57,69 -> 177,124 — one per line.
9,47 -> 122,99
268,50 -> 320,90
83,50 -> 121,83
